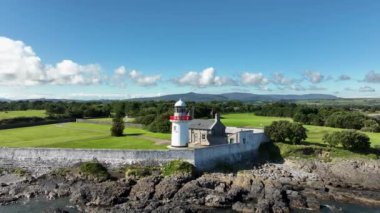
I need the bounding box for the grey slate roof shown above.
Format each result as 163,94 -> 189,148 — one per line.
189,119 -> 215,130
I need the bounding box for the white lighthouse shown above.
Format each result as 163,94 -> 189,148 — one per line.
170,99 -> 191,147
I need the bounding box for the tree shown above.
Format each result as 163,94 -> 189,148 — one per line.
264,120 -> 291,142
148,113 -> 171,133
361,119 -> 380,133
322,130 -> 370,152
264,120 -> 307,144
110,117 -> 125,137
340,131 -> 370,151
288,123 -> 307,144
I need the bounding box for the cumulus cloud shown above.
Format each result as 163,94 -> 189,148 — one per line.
271,72 -> 294,85
308,85 -> 326,91
338,74 -> 351,81
45,60 -> 102,85
0,36 -> 103,86
0,37 -> 46,86
176,67 -> 235,87
111,66 -> 128,87
359,86 -> 375,92
240,72 -> 269,87
114,66 -> 127,76
304,71 -> 324,84
128,70 -> 160,86
364,70 -> 380,83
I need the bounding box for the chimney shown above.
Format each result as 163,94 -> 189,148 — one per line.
215,113 -> 220,122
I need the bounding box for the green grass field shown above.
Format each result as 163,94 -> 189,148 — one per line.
222,113 -> 380,147
0,110 -> 47,120
0,122 -> 169,149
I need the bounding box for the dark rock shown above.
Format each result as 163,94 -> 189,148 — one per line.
129,175 -> 161,202
154,175 -> 192,199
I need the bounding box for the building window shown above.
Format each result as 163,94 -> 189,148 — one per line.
202,134 -> 206,140
242,138 -> 246,144
229,138 -> 234,144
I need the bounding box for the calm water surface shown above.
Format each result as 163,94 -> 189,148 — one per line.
0,198 -> 379,213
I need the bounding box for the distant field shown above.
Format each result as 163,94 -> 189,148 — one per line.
222,113 -> 380,147
0,122 -> 169,149
0,110 -> 47,120
296,98 -> 380,106
89,117 -> 135,122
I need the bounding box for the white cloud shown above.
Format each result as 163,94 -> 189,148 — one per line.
308,85 -> 326,91
271,72 -> 294,85
0,37 -> 46,86
111,66 -> 128,87
45,60 -> 102,85
114,66 -> 127,75
240,72 -> 269,87
359,86 -> 375,92
289,84 -> 306,91
0,36 -> 103,86
128,70 -> 160,86
176,67 -> 235,87
364,70 -> 380,83
338,74 -> 351,81
304,71 -> 324,84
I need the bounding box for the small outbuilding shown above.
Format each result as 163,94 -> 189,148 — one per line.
188,114 -> 226,146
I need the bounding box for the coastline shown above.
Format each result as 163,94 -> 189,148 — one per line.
0,158 -> 379,212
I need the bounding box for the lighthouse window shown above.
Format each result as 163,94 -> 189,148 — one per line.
173,126 -> 176,131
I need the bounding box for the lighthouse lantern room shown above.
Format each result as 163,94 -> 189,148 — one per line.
170,99 -> 191,147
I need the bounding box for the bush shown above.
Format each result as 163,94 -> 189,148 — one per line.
264,120 -> 291,142
147,113 -> 171,133
125,165 -> 158,178
361,119 -> 380,133
323,130 -> 371,152
161,160 -> 195,176
325,111 -> 366,130
264,120 -> 307,144
322,132 -> 341,147
11,168 -> 27,176
288,123 -> 307,144
110,117 -> 124,136
79,162 -> 110,181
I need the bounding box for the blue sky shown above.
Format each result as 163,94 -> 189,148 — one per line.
1,0 -> 380,99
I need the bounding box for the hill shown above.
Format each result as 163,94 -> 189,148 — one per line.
131,92 -> 338,102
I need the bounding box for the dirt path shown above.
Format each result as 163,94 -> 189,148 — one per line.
140,136 -> 170,145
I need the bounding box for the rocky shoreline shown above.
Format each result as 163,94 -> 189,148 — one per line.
1,159 -> 380,212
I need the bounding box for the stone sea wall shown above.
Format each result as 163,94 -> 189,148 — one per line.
0,133 -> 268,172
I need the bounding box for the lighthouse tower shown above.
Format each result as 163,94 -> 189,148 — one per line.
170,99 -> 191,147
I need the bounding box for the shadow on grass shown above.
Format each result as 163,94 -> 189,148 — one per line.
349,147 -> 380,157
301,141 -> 328,147
124,133 -> 143,137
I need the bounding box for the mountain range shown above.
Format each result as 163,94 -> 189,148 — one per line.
131,92 -> 338,102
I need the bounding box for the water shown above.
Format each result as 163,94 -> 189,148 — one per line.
0,198 -> 379,213
0,197 -> 78,213
292,200 -> 380,213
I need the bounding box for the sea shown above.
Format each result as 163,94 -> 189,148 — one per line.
0,198 -> 379,213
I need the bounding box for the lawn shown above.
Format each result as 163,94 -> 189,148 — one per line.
89,117 -> 135,122
0,110 -> 47,120
222,113 -> 380,147
0,122 -> 169,149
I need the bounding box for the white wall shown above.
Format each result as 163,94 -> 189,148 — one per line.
0,133 -> 268,171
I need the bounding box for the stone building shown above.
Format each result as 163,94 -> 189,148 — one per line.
225,127 -> 255,144
188,114 -> 227,146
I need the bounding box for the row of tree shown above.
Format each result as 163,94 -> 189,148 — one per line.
255,103 -> 380,132
264,120 -> 371,152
